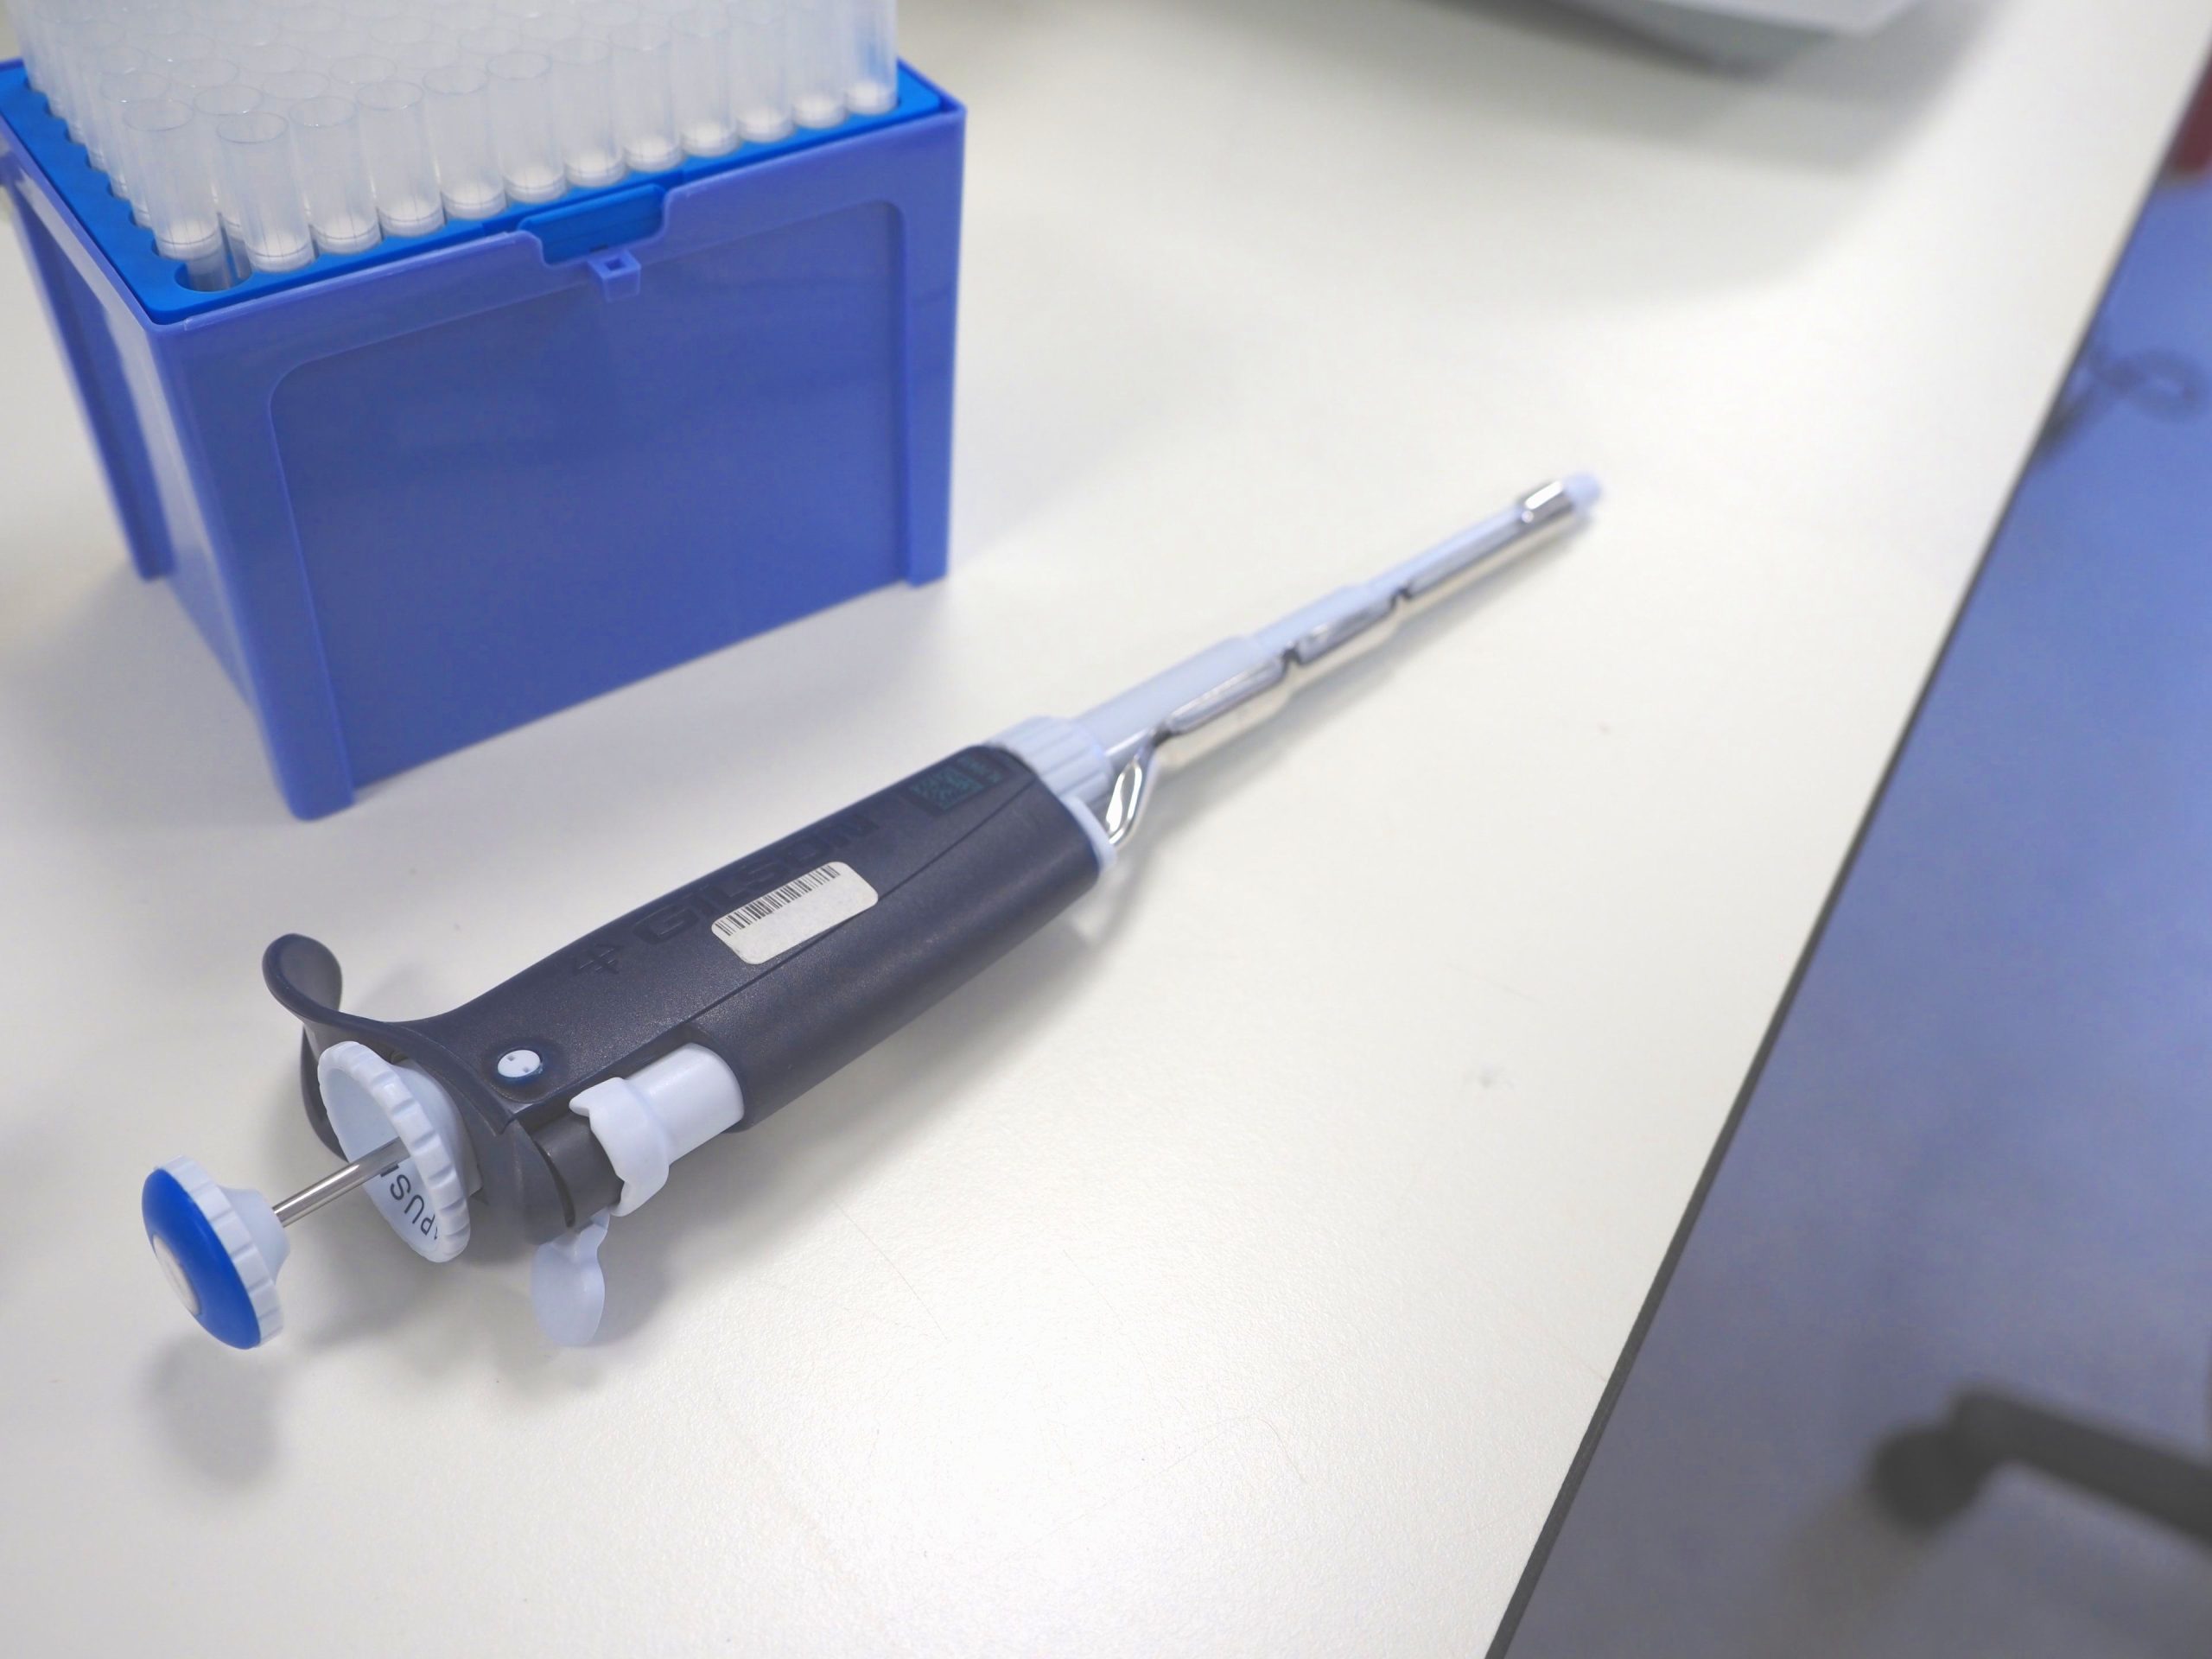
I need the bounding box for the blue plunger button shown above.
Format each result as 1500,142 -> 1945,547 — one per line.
141,1160 -> 289,1350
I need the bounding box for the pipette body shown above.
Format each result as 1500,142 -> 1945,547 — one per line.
143,475 -> 1599,1350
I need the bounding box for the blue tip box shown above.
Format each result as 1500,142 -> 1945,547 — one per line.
0,60 -> 963,817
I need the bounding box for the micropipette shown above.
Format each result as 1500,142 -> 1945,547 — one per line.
142,474 -> 1600,1350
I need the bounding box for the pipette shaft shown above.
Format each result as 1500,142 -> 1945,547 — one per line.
1078,475 -> 1599,780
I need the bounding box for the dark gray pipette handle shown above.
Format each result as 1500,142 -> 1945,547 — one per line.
266,746 -> 1103,1238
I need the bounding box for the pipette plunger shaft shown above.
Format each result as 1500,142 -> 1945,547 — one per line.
270,1137 -> 404,1226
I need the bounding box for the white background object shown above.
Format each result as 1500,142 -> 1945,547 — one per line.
1571,0 -> 1923,36
1558,0 -> 1923,64
1,0 -> 2209,1652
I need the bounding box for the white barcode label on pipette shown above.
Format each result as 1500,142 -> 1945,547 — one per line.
711,862 -> 880,965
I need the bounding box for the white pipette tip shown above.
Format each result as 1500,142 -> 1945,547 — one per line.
26,0 -> 906,282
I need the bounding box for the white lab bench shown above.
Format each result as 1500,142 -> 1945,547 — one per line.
1,1 -> 2206,1652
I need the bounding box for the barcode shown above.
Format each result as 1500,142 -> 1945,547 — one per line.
709,861 -> 880,965
714,865 -> 847,935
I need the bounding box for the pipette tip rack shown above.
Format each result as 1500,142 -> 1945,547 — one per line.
0,11 -> 962,817
0,57 -> 938,320
1,0 -> 927,321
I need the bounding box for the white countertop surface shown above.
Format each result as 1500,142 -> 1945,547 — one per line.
3,2 -> 2207,1652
